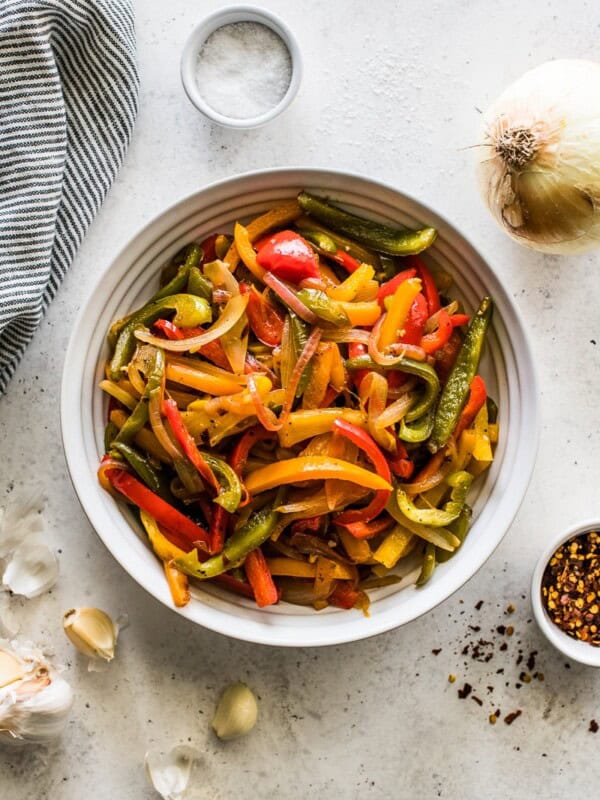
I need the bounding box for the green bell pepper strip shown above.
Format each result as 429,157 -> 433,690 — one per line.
108,294 -> 211,381
199,452 -> 242,513
175,490 -> 284,580
152,243 -> 202,302
290,313 -> 313,397
295,288 -> 350,327
385,484 -> 460,551
429,296 -> 493,452
110,442 -> 172,502
297,191 -> 437,256
294,216 -> 380,267
399,407 -> 434,443
396,469 -> 473,527
486,396 -> 498,424
300,229 -> 338,254
377,255 -> 398,282
416,542 -> 436,587
114,348 -> 165,445
346,354 -> 440,420
186,265 -> 213,300
436,504 -> 472,564
104,422 -> 119,453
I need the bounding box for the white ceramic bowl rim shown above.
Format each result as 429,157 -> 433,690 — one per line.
180,5 -> 302,129
531,518 -> 600,667
61,167 -> 540,647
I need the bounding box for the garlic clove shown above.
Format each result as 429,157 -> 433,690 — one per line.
0,488 -> 45,558
63,607 -> 117,662
2,543 -> 59,598
0,648 -> 25,688
211,682 -> 258,741
145,745 -> 201,800
0,641 -> 73,743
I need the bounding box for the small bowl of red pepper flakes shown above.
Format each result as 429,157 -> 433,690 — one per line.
532,520 -> 600,667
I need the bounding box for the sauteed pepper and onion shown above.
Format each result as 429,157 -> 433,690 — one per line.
98,192 -> 497,613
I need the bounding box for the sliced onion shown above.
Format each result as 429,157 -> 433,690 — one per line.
373,393 -> 415,429
135,294 -> 249,353
401,469 -> 448,495
126,360 -> 147,396
368,314 -> 426,366
279,327 -> 322,423
263,272 -> 319,324
212,289 -> 232,304
98,457 -> 126,497
204,258 -> 240,296
247,374 -> 282,432
322,328 -> 371,345
167,355 -> 247,385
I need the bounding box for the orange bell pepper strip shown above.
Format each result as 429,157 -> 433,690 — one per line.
377,268 -> 418,307
244,456 -> 392,494
338,514 -> 394,540
163,561 -> 191,607
378,277 -> 422,349
329,582 -> 369,611
338,300 -> 381,327
244,548 -> 278,607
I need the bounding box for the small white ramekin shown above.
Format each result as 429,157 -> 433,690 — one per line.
531,519 -> 600,667
180,5 -> 302,129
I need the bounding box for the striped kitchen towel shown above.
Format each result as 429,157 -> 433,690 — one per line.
0,0 -> 138,393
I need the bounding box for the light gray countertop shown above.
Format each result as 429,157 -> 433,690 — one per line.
1,1 -> 599,798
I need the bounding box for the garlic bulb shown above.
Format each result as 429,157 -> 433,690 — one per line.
477,59 -> 600,254
63,607 -> 118,663
145,745 -> 201,800
0,641 -> 73,744
211,682 -> 258,740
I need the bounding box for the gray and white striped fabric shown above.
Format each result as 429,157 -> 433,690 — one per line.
0,0 -> 138,393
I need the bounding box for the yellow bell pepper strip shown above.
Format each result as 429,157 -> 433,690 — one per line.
109,294 -> 212,381
302,343 -> 335,409
233,222 -> 266,281
472,403 -> 493,462
326,263 -> 375,302
328,343 -> 346,392
416,542 -> 436,586
386,485 -> 460,550
338,300 -> 381,327
140,511 -> 191,607
176,491 -> 283,580
297,191 -> 437,256
110,409 -> 171,463
165,362 -> 242,395
378,277 -> 422,349
338,528 -> 372,563
245,456 -> 392,495
373,525 -> 416,569
429,296 -> 493,452
265,558 -> 356,581
224,200 -> 302,273
99,379 -> 138,411
278,408 -> 367,448
163,561 -> 191,607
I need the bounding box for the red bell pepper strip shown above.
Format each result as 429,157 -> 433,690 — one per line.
387,438 -> 414,479
106,468 -> 210,550
450,313 -> 470,328
377,268 -> 417,308
348,342 -> 370,390
229,425 -> 275,478
339,514 -> 394,540
290,516 -> 323,536
399,291 -> 429,345
153,319 -> 231,370
454,375 -> 487,439
162,398 -> 220,493
330,249 -> 361,274
256,230 -> 320,283
332,419 -> 392,528
329,582 -> 368,610
240,283 -> 285,346
420,309 -> 453,354
209,504 -> 230,555
212,573 -> 255,600
407,257 -> 440,315
199,233 -> 218,263
319,385 -> 340,408
244,548 -> 279,608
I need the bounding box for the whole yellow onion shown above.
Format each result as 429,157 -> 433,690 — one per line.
477,59 -> 600,254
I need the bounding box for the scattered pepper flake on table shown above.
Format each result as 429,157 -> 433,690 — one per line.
504,710 -> 522,726
589,719 -> 599,733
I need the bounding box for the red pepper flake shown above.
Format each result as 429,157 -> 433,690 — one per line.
496,625 -> 506,635
431,648 -> 442,655
527,651 -> 537,671
472,696 -> 483,707
457,682 -> 472,699
475,600 -> 484,610
504,710 -> 522,726
589,719 -> 599,733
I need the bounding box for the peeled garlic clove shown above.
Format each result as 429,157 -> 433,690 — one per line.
0,641 -> 73,744
211,682 -> 258,741
63,607 -> 117,662
2,543 -> 59,598
0,488 -> 45,558
145,745 -> 201,799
